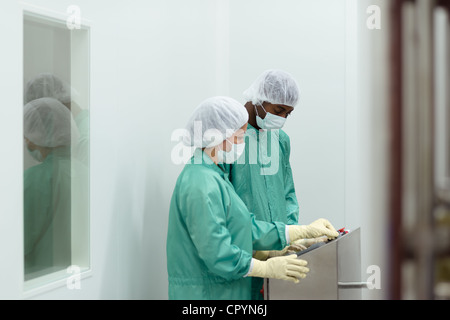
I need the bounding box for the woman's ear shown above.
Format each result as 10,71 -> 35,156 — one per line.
25,138 -> 36,150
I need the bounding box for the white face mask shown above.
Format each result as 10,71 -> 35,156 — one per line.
255,104 -> 287,130
217,139 -> 245,164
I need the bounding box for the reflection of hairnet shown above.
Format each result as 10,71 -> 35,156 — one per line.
24,73 -> 76,105
243,69 -> 300,107
24,98 -> 79,147
183,96 -> 249,148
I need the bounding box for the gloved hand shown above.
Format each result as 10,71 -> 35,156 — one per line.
253,250 -> 271,261
287,242 -> 309,252
292,236 -> 328,249
253,242 -> 308,261
288,218 -> 339,243
247,255 -> 309,284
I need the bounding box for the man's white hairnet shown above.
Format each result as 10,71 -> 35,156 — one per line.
24,73 -> 77,105
243,69 -> 300,107
183,96 -> 249,148
24,97 -> 80,148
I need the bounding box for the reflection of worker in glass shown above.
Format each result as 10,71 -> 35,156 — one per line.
25,73 -> 89,165
225,69 -> 338,299
23,97 -> 81,277
167,96 -> 338,300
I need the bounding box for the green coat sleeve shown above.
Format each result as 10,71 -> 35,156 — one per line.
281,133 -> 300,225
251,213 -> 287,250
23,167 -> 52,256
180,177 -> 253,281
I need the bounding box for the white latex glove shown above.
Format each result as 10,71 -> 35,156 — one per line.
247,255 -> 309,284
287,242 -> 309,252
253,243 -> 308,261
288,218 -> 339,242
292,236 -> 328,249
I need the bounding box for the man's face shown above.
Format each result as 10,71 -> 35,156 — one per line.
257,102 -> 294,119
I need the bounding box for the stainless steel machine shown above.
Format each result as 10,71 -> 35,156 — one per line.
264,228 -> 364,300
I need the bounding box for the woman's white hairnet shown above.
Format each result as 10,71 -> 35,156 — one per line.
243,69 -> 300,107
24,97 -> 80,148
24,73 -> 77,105
183,96 -> 249,148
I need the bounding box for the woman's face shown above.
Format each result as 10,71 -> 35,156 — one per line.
222,123 -> 248,152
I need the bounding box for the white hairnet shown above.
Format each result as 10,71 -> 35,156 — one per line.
24,73 -> 77,105
24,97 -> 80,148
183,96 -> 249,148
243,69 -> 300,107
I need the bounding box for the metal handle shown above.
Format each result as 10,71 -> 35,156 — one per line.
338,282 -> 370,289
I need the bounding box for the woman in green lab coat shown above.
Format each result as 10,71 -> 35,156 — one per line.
23,98 -> 85,278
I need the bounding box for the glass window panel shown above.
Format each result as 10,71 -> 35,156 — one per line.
23,12 -> 90,282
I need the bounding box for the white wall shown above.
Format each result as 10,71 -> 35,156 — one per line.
0,0 -> 24,301
0,0 -> 388,300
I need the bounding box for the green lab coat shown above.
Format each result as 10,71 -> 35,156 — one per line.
225,123 -> 300,299
24,147 -> 87,278
226,124 -> 299,224
167,149 -> 287,300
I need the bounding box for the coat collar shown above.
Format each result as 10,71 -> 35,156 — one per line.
191,148 -> 226,178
